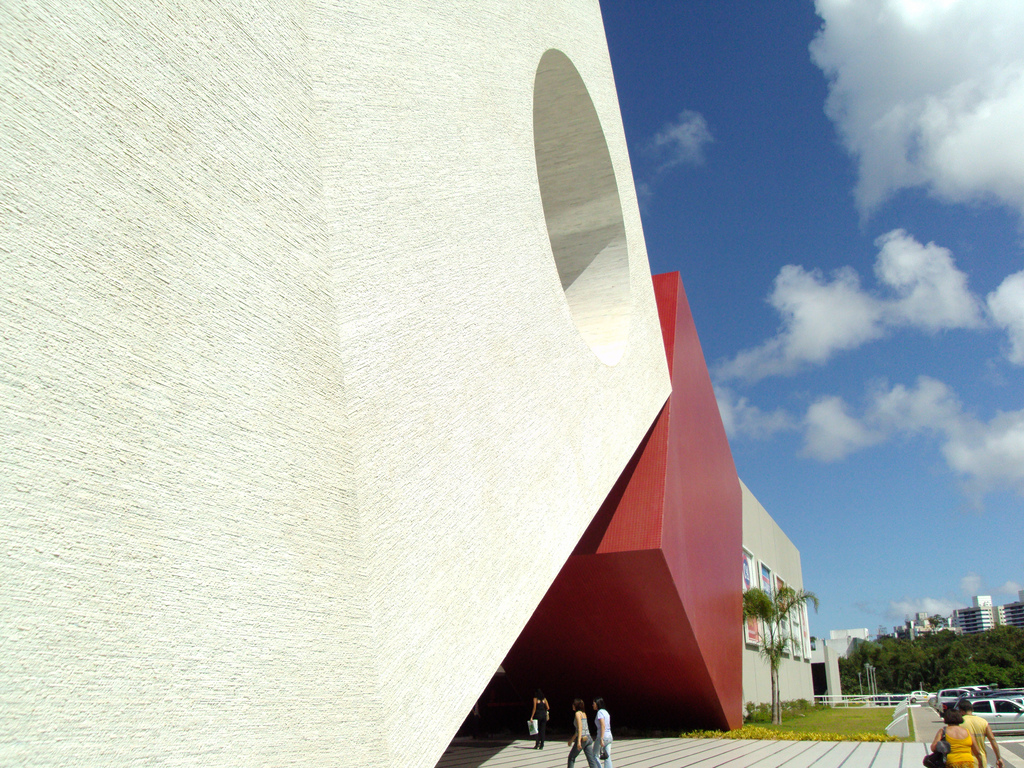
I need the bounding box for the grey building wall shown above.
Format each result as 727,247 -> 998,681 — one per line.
741,480 -> 815,708
811,644 -> 844,698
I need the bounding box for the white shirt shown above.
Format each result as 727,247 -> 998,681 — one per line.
595,709 -> 611,741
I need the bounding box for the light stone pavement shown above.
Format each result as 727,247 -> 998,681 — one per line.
436,737 -> 924,768
435,708 -> 1024,768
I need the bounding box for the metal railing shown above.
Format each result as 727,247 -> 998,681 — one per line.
814,694 -> 913,708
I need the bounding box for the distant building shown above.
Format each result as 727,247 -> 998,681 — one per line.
878,594 -> 1024,640
827,628 -> 870,657
952,595 -> 1004,634
1003,591 -> 1024,629
891,612 -> 945,640
808,628 -> 870,701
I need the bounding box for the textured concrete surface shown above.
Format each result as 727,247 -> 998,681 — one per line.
0,1 -> 670,766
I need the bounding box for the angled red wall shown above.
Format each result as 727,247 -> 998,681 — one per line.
503,272 -> 743,730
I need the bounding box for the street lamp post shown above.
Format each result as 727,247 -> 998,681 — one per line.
864,663 -> 878,698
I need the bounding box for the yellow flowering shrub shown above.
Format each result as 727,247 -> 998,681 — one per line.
682,726 -> 898,742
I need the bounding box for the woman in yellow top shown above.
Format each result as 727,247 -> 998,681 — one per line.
932,708 -> 983,768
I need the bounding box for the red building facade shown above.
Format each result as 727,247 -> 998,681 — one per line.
502,272 -> 743,730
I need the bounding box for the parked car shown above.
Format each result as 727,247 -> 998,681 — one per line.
961,696 -> 1024,735
872,694 -> 906,706
936,688 -> 970,713
908,690 -> 931,704
956,691 -> 1024,710
936,687 -> 990,713
976,688 -> 1024,699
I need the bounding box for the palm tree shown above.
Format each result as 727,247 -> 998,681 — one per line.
742,585 -> 819,724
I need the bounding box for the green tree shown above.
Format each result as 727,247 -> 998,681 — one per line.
742,586 -> 819,724
839,626 -> 1024,692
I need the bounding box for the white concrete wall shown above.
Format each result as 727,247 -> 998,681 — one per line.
0,2 -> 671,766
741,481 -> 815,708
827,629 -> 869,657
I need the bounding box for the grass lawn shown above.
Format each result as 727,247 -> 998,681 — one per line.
683,706 -> 915,742
755,707 -> 898,737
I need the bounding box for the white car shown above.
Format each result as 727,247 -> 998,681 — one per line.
908,690 -> 931,704
964,697 -> 1024,735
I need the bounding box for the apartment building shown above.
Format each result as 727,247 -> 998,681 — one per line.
952,596 -> 1005,634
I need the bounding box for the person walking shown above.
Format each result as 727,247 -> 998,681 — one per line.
593,698 -> 612,768
932,708 -> 982,768
959,700 -> 1005,768
530,689 -> 549,750
567,698 -> 599,768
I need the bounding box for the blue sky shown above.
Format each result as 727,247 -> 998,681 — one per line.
598,0 -> 1024,638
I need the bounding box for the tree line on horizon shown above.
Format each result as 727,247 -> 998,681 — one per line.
838,626 -> 1024,693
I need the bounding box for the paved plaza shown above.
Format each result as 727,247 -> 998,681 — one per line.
434,707 -> 1024,768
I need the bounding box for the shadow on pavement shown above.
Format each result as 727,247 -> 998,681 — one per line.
434,738 -> 519,768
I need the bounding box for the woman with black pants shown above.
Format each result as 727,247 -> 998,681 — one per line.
530,689 -> 549,749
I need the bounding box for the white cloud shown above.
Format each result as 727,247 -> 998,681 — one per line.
794,376 -> 1024,497
885,572 -> 1021,620
646,110 -> 713,170
716,265 -> 884,381
716,230 -> 980,382
801,395 -> 885,461
886,596 -> 960,622
960,572 -> 983,596
882,378 -> 1024,497
874,230 -> 984,330
811,0 -> 1024,215
941,407 -> 1024,497
997,580 -> 1024,595
715,386 -> 796,439
988,270 -> 1024,364
867,376 -> 962,433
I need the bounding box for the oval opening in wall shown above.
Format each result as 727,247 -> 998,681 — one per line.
534,49 -> 631,366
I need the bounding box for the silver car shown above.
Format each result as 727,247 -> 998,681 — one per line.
964,697 -> 1024,735
937,686 -> 991,714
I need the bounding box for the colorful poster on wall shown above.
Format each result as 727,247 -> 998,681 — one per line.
760,563 -> 772,593
791,594 -> 804,659
775,575 -> 791,655
743,552 -> 759,643
803,604 -> 812,657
